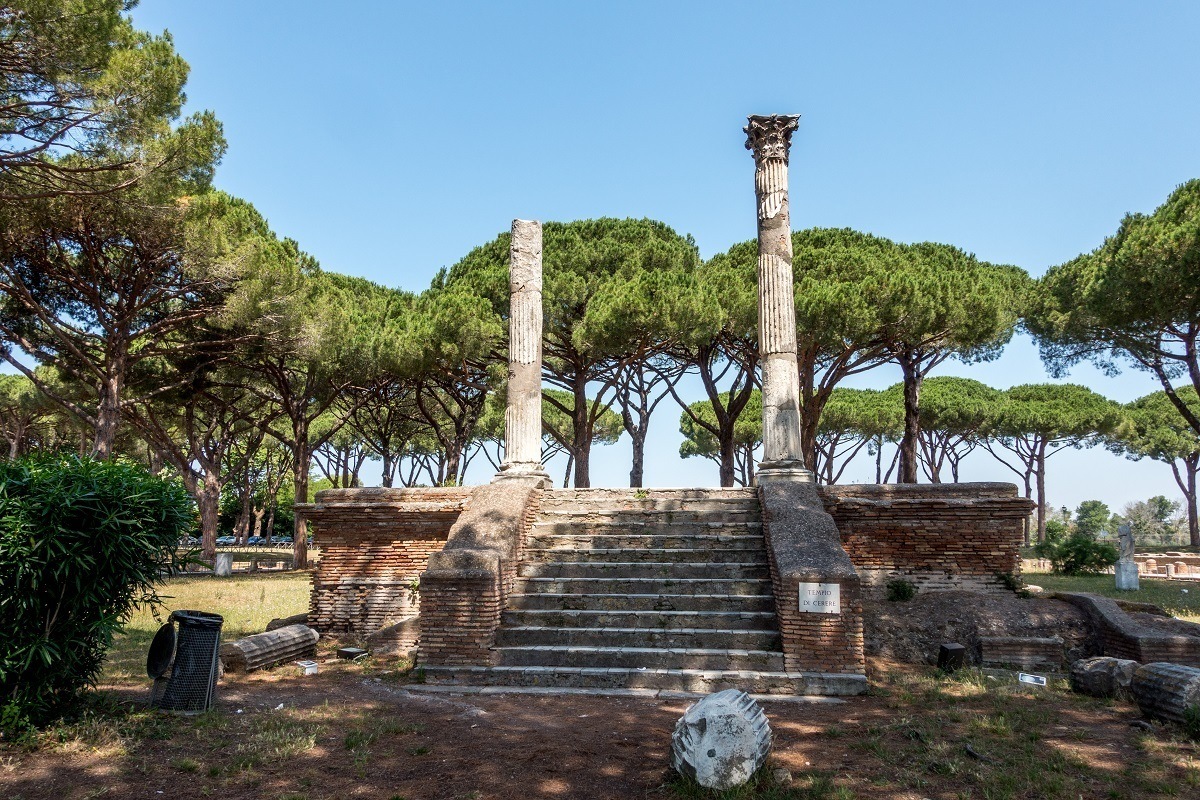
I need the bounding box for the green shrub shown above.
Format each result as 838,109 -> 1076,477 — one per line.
1034,533 -> 1118,576
886,577 -> 918,602
0,455 -> 192,731
1183,703 -> 1200,742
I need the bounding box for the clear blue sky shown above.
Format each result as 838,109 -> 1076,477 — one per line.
91,2 -> 1200,509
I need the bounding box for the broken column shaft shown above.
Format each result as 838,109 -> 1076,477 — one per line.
496,219 -> 550,483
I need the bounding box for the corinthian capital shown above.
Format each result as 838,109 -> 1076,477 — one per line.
744,114 -> 800,163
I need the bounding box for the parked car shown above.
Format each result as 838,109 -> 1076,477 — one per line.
247,535 -> 264,546
216,535 -> 235,546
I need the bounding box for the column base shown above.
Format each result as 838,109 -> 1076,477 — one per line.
755,460 -> 814,484
492,464 -> 553,488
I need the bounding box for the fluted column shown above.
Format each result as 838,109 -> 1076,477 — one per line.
745,114 -> 811,482
495,219 -> 551,485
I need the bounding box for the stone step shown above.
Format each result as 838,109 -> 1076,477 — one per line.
501,609 -> 777,630
538,509 -> 761,523
526,532 -> 765,550
530,520 -> 763,535
518,561 -> 770,581
507,592 -> 777,613
514,577 -> 773,596
423,665 -> 867,696
540,489 -> 758,509
522,547 -> 769,565
495,645 -> 786,671
544,487 -> 758,497
495,625 -> 781,650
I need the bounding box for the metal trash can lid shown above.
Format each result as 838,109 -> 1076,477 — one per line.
146,623 -> 176,678
169,610 -> 224,629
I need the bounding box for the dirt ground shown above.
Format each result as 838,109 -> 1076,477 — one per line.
863,590 -> 1095,665
4,654 -> 1199,800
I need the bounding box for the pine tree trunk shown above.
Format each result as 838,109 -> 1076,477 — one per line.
198,476 -> 221,564
1188,457 -> 1199,548
1036,440 -> 1048,542
629,428 -> 646,488
92,359 -> 124,460
293,418 -> 310,569
800,407 -> 820,474
572,374 -> 591,488
897,352 -> 921,484
1022,473 -> 1034,546
718,428 -> 736,487
382,449 -> 394,488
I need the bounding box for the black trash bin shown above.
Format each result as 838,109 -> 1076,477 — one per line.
148,610 -> 223,713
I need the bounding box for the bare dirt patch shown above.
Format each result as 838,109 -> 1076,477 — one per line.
1129,611 -> 1200,638
864,590 -> 1095,665
4,657 -> 1199,800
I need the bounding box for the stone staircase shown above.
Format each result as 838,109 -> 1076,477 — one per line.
424,488 -> 815,694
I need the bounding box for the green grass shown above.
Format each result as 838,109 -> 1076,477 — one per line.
101,572 -> 311,684
1028,573 -> 1200,622
665,765 -> 847,799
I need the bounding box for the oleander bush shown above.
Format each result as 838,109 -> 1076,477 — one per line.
0,455 -> 192,733
1034,532 -> 1118,576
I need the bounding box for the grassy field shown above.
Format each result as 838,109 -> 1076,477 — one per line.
1028,573 -> 1200,622
102,572 -> 311,685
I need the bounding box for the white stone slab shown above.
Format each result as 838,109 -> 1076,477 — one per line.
798,582 -> 840,614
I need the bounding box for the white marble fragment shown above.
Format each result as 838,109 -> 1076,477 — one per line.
671,688 -> 772,790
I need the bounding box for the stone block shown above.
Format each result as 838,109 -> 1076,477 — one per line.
1070,656 -> 1138,697
1132,662 -> 1200,724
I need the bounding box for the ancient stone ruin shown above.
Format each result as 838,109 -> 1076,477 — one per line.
297,116 -> 1036,695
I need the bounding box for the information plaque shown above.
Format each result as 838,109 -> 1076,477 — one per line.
797,582 -> 840,614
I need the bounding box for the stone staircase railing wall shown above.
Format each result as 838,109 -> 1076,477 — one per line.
819,483 -> 1032,597
299,488 -> 471,636
1057,592 -> 1200,666
417,481 -> 543,667
759,481 -> 866,676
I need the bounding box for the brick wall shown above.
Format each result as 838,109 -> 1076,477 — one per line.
416,571 -> 503,665
819,483 -> 1032,598
767,565 -> 866,675
979,636 -> 1065,669
300,488 -> 471,636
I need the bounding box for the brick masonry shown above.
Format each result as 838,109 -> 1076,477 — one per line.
299,488 -> 471,636
979,636 -> 1065,670
768,567 -> 866,675
819,482 -> 1032,598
